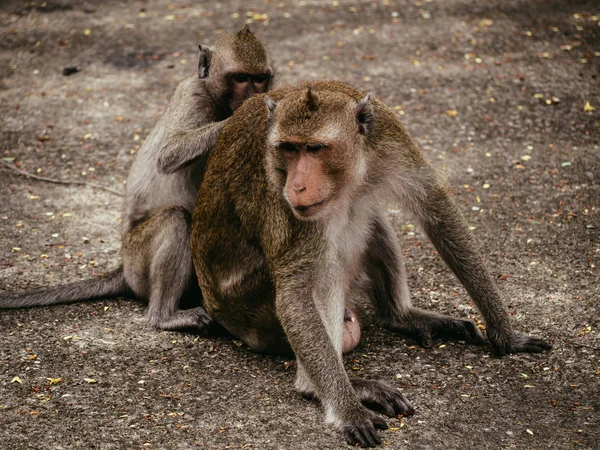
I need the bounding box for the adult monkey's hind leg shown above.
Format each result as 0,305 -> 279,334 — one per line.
122,206 -> 212,332
364,214 -> 486,348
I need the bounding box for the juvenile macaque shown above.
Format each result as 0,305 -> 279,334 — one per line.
0,27 -> 273,333
190,81 -> 551,447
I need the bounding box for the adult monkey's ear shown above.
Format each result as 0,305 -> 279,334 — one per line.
355,94 -> 374,135
197,45 -> 212,79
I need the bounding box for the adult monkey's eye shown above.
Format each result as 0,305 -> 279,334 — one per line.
279,142 -> 297,153
232,74 -> 249,83
306,144 -> 323,153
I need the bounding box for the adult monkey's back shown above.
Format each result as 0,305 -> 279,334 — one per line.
0,26 -> 274,333
190,81 -> 552,447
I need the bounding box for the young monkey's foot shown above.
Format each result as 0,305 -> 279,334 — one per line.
351,378 -> 415,418
487,328 -> 552,356
382,308 -> 486,348
342,307 -> 361,354
147,306 -> 214,335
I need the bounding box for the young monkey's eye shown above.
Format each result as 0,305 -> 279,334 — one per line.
232,74 -> 249,83
253,74 -> 269,83
306,144 -> 323,153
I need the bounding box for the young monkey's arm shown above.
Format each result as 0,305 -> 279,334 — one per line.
157,120 -> 227,174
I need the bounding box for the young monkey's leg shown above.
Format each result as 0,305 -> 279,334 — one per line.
123,206 -> 212,332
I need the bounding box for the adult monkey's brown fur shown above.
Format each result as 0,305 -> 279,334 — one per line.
0,27 -> 273,333
190,81 -> 552,448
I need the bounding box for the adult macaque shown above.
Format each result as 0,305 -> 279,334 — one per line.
0,26 -> 273,333
190,81 -> 551,447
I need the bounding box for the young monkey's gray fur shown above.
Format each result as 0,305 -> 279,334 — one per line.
0,26 -> 274,333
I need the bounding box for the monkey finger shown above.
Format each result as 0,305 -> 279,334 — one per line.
369,412 -> 389,430
343,427 -> 365,448
344,424 -> 380,448
194,308 -> 213,326
528,339 -> 552,352
511,334 -> 552,353
388,391 -> 415,416
365,428 -> 383,448
365,399 -> 395,418
437,318 -> 484,345
355,379 -> 411,418
461,320 -> 486,345
416,328 -> 433,348
492,345 -> 508,357
519,344 -> 547,353
359,424 -> 382,448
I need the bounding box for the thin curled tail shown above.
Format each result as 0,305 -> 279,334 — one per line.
0,267 -> 130,309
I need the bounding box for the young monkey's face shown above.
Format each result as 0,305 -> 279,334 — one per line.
206,25 -> 274,113
229,72 -> 271,111
265,90 -> 372,222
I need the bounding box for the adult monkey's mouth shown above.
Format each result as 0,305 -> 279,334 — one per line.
292,199 -> 326,217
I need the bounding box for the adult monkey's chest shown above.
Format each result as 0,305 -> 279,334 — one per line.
327,195 -> 380,293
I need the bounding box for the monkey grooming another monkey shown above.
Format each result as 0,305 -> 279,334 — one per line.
190,81 -> 552,447
0,26 -> 273,333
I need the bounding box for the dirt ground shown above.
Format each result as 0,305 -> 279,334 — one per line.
0,0 -> 598,449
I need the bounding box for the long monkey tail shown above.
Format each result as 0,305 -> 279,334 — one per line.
0,267 -> 131,309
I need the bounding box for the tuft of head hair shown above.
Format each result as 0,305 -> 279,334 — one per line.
305,88 -> 319,113
210,25 -> 269,73
265,96 -> 277,117
239,24 -> 252,35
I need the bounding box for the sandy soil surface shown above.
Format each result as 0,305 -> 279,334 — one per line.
0,0 -> 598,449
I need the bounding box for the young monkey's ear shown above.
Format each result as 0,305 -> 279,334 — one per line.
197,45 -> 212,79
355,94 -> 374,135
